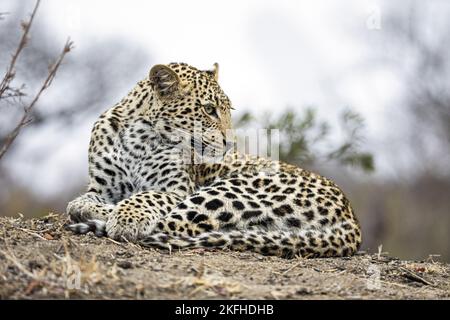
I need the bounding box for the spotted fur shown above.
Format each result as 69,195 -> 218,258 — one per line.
66,62 -> 362,258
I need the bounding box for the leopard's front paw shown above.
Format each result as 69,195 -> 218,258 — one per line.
66,197 -> 115,223
105,206 -> 159,242
66,199 -> 93,222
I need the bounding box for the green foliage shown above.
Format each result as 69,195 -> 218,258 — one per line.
233,107 -> 375,173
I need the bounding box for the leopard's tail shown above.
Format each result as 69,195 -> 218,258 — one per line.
139,226 -> 361,259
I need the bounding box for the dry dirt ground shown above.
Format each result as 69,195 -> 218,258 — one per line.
0,213 -> 449,299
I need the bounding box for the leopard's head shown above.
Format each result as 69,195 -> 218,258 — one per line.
148,62 -> 234,161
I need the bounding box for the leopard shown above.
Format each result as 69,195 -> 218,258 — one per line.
66,62 -> 362,258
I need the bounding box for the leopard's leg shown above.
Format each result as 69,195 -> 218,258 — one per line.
105,191 -> 183,242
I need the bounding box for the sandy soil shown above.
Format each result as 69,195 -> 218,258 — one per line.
0,213 -> 449,299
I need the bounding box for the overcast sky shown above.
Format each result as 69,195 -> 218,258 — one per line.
1,0 -> 415,198
23,0 -> 399,117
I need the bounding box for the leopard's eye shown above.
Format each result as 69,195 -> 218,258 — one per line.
203,103 -> 217,117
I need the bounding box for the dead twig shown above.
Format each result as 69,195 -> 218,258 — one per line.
399,266 -> 435,286
105,237 -> 125,246
282,260 -> 304,275
14,227 -> 48,241
0,1 -> 40,99
0,0 -> 74,160
120,235 -> 143,250
0,249 -> 40,280
0,38 -> 73,160
0,226 -> 41,281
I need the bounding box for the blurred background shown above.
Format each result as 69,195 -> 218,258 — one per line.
0,0 -> 449,261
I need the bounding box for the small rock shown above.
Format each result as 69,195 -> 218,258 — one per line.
296,288 -> 312,295
116,251 -> 134,258
117,261 -> 133,269
43,233 -> 54,240
28,260 -> 42,270
6,265 -> 19,275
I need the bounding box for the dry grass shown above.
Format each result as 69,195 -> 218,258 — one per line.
0,213 -> 449,299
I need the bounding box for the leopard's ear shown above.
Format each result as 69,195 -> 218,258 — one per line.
205,62 -> 219,81
149,64 -> 180,99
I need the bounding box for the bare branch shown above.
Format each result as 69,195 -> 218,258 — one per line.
0,0 -> 73,160
0,0 -> 40,100
0,85 -> 26,101
0,39 -> 74,160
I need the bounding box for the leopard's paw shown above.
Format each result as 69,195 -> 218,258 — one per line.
105,207 -> 158,242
